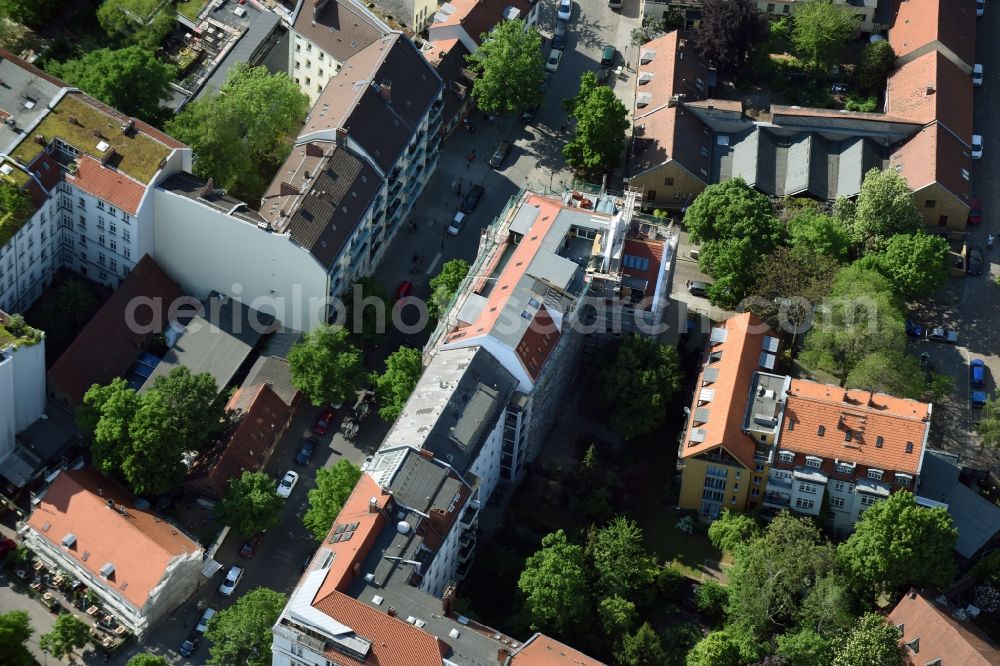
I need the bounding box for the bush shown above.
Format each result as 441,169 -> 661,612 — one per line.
695,580 -> 729,624
845,94 -> 877,112
656,565 -> 687,602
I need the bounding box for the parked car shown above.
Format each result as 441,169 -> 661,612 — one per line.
0,536 -> 15,559
968,247 -> 984,275
977,0 -> 985,17
295,437 -> 318,465
448,211 -> 467,235
218,565 -> 244,596
489,142 -> 512,169
973,63 -> 984,86
461,185 -> 485,212
557,0 -> 572,21
277,470 -> 299,499
393,280 -> 413,300
240,534 -> 262,559
361,455 -> 374,472
971,359 -> 986,388
520,104 -> 540,123
180,635 -> 200,657
553,23 -> 567,50
312,409 -> 335,435
905,320 -> 924,338
195,608 -> 217,634
600,44 -> 616,67
972,133 -> 984,159
546,48 -> 564,72
968,198 -> 982,225
928,327 -> 959,344
688,281 -> 711,297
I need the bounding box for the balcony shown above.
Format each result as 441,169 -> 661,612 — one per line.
767,475 -> 792,489
460,504 -> 479,527
762,491 -> 790,509
458,541 -> 475,563
457,559 -> 473,578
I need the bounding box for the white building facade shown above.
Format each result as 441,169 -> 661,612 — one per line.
0,314 -> 44,459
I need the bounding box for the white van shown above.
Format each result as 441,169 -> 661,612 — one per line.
448,211 -> 467,235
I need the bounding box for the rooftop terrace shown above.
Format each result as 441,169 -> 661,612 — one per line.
11,95 -> 171,184
0,311 -> 41,350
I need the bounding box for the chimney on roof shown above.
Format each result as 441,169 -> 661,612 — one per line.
335,127 -> 348,146
279,181 -> 300,196
200,177 -> 214,199
313,0 -> 329,19
369,496 -> 380,513
100,148 -> 116,166
497,648 -> 511,663
97,486 -> 103,497
868,389 -> 876,406
380,80 -> 392,102
925,83 -> 935,95
68,115 -> 79,126
353,562 -> 361,577
416,448 -> 434,460
305,142 -> 324,158
442,583 -> 456,614
92,128 -> 103,139
387,606 -> 396,617
909,588 -> 917,599
842,390 -> 851,403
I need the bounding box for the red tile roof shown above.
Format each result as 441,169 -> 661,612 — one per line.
186,384 -> 290,497
680,313 -> 777,470
888,590 -> 1000,665
779,380 -> 931,475
65,155 -> 147,215
311,591 -> 445,666
886,50 -> 972,142
26,469 -> 200,609
890,122 -> 972,203
47,255 -> 186,407
507,633 -> 606,666
622,237 -> 665,309
889,0 -> 977,72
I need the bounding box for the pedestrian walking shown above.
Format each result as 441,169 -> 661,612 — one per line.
989,234 -> 995,249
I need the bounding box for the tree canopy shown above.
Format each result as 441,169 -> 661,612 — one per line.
786,209 -> 852,262
563,75 -> 630,174
838,491 -> 957,599
616,622 -> 667,666
845,349 -> 951,402
707,510 -> 760,554
205,587 -> 287,666
370,347 -> 423,421
428,258 -> 470,319
857,40 -> 896,94
791,0 -> 857,72
166,64 -> 308,201
832,613 -> 906,666
127,654 -> 172,666
693,0 -> 766,73
776,628 -> 835,666
858,232 -> 950,298
517,529 -> 590,636
0,610 -> 33,666
39,613 -> 89,660
49,46 -> 176,122
465,19 -> 544,115
345,277 -> 390,346
588,517 -> 656,602
976,395 -> 1000,450
748,245 -> 839,334
97,0 -> 175,49
288,325 -> 365,407
598,594 -> 636,639
303,460 -> 363,541
685,630 -> 742,666
599,335 -> 682,440
219,471 -> 284,537
0,0 -> 60,26
844,168 -> 923,253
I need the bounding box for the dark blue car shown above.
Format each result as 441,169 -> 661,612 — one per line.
180,635 -> 200,657
906,320 -> 924,338
971,359 -> 986,389
296,438 -> 318,465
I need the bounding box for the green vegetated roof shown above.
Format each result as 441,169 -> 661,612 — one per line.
11,95 -> 171,184
0,163 -> 38,247
0,315 -> 42,350
176,0 -> 209,22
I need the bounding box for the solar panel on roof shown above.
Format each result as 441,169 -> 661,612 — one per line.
763,336 -> 779,353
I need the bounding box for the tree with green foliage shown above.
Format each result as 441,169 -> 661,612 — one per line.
127,654 -> 172,666
791,0 -> 857,72
97,0 -> 175,49
588,517 -> 656,603
39,613 -> 88,661
303,460 -> 362,541
844,168 -> 923,253
598,594 -> 635,639
786,209 -> 853,262
776,628 -> 835,666
858,232 -> 950,298
0,0 -> 60,26
219,471 -> 283,537
0,610 -> 34,666
857,40 -> 896,94
616,622 -> 667,666
465,19 -> 543,115
799,265 -> 906,383
695,580 -> 729,625
796,574 -> 855,637
144,365 -> 227,449
699,237 -> 759,309
428,258 -> 470,318
0,180 -> 32,220
599,335 -> 681,440
517,530 -> 590,635
166,64 -> 308,201
370,347 -> 423,421
205,587 -> 287,666
692,0 -> 766,73
832,613 -> 906,666
707,510 -> 760,554
727,513 -> 836,637
976,395 -> 1000,450
49,46 -> 176,122
345,277 -> 390,346
838,491 -> 957,599
288,325 -> 364,407
24,278 -> 99,358
562,81 -> 629,174
656,565 -> 687,603
749,245 -> 839,333
845,349 -> 952,401
686,630 -> 742,666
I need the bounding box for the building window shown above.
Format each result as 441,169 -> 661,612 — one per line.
97,216 -> 104,229
905,441 -> 913,454
109,223 -> 116,235
98,252 -> 105,265
124,248 -> 131,259
833,481 -> 844,492
295,60 -> 300,69
78,197 -> 85,207
751,488 -> 760,496
704,477 -> 726,490
110,258 -> 117,271
778,451 -> 794,464
876,436 -> 883,448
859,494 -> 876,506
664,177 -> 674,186
122,212 -> 130,223
623,254 -> 650,271
706,465 -> 728,479
122,229 -> 130,242
295,43 -> 301,52
98,235 -> 104,246
646,190 -> 657,200
925,200 -> 936,208
755,463 -> 765,472
830,496 -> 845,509
110,240 -> 116,251
798,482 -> 818,495
97,200 -> 105,210
78,216 -> 86,229
867,469 -> 883,481
702,489 -> 724,502
836,463 -> 854,475
795,497 -> 815,510
895,474 -> 912,486
805,457 -> 822,469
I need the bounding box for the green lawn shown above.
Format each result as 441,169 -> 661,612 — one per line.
635,503 -> 730,580
176,0 -> 208,22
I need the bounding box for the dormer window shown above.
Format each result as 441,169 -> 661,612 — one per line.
778,451 -> 794,464
805,456 -> 822,469
867,469 -> 883,481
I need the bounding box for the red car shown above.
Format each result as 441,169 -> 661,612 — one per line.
313,408 -> 336,435
239,534 -> 261,559
968,198 -> 982,225
0,536 -> 16,559
394,280 -> 413,300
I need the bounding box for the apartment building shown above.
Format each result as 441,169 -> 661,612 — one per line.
642,0 -> 886,34
678,313 -> 933,534
428,0 -> 540,54
19,469 -> 206,640
0,312 -> 43,461
0,51 -> 191,314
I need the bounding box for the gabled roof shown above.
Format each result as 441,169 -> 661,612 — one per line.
890,122 -> 972,204
889,0 -> 976,72
918,450 -> 1000,558
430,0 -> 534,45
888,590 -> 1000,665
628,105 -> 712,182
886,50 -> 973,142
26,469 -> 201,609
47,255 -> 185,407
779,380 -> 930,475
507,633 -> 606,666
292,0 -> 390,64
64,154 -> 147,215
680,313 -> 777,470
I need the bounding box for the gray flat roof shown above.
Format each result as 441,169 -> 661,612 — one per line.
193,10 -> 281,102
0,55 -> 63,155
920,450 -> 1000,558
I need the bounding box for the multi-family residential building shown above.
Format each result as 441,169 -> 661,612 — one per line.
19,469 -> 206,640
289,0 -> 391,106
271,448 -> 604,665
642,0 -> 887,35
0,311 -> 43,461
888,589 -> 1000,664
428,0 -> 540,54
0,52 -> 191,313
678,313 -> 934,534
632,6 -> 976,229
